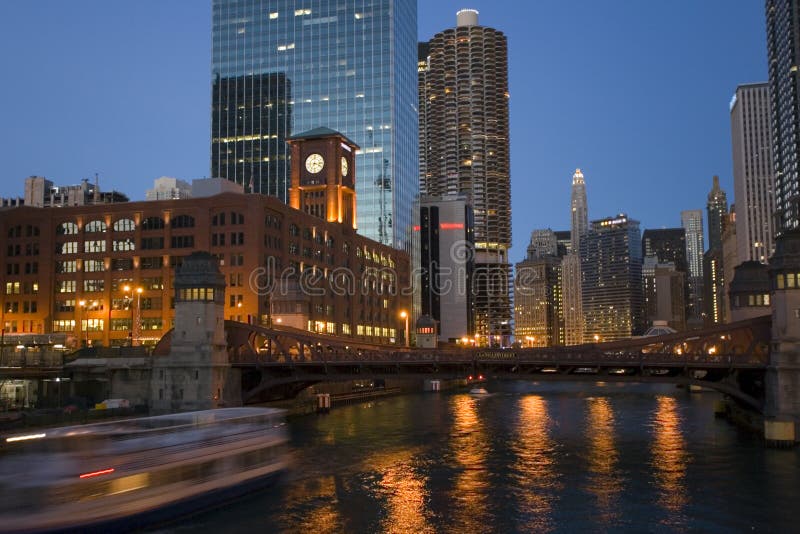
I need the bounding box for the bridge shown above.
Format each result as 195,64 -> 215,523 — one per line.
148,315 -> 772,409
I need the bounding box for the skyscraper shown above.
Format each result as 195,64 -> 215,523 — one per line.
766,0 -> 800,233
641,227 -> 689,327
581,214 -> 644,341
681,209 -> 705,323
731,83 -> 775,263
707,175 -> 729,252
704,176 -> 729,325
211,0 -> 419,249
515,230 -> 563,347
563,169 -> 588,345
570,169 -> 588,251
419,9 -> 512,344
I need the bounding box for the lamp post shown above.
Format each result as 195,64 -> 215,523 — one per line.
123,285 -> 143,346
78,300 -> 87,347
400,310 -> 409,348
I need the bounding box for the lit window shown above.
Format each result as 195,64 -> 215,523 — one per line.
269,12 -> 278,19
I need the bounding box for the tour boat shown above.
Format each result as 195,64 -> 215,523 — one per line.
0,407 -> 289,533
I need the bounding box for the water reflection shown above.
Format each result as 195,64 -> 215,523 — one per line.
511,395 -> 560,532
585,397 -> 622,524
277,476 -> 344,533
448,395 -> 490,532
365,448 -> 433,534
650,395 -> 689,520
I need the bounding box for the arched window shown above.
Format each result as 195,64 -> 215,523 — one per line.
141,216 -> 165,230
57,222 -> 79,235
113,218 -> 135,232
171,215 -> 195,228
85,220 -> 107,233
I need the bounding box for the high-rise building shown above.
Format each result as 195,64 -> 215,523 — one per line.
642,227 -> 690,324
581,214 -> 644,341
562,169 -> 588,345
722,209 -> 738,322
570,169 -> 588,251
707,175 -> 729,251
731,83 -> 775,263
416,194 -> 475,343
211,0 -> 419,249
419,9 -> 512,344
766,0 -> 800,233
681,209 -> 705,324
642,257 -> 686,331
515,230 -> 562,347
704,176 -> 729,325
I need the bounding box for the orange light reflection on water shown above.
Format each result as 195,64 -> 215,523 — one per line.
511,395 -> 560,532
448,395 -> 489,532
585,397 -> 622,525
651,396 -> 689,516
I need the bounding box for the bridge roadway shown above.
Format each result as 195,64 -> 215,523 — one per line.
225,315 -> 771,408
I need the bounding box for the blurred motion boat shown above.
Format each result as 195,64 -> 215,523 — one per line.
0,407 -> 289,532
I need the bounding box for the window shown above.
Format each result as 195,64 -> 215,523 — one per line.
141,237 -> 164,250
171,215 -> 195,228
230,232 -> 244,245
113,238 -> 135,252
57,242 -> 79,254
24,262 -> 38,274
85,220 -> 107,233
57,222 -> 79,235
171,235 -> 195,248
141,216 -> 165,230
140,256 -> 162,270
84,279 -> 104,292
113,218 -> 135,232
231,212 -> 245,225
57,299 -> 76,312
212,213 -> 226,226
53,319 -> 75,332
23,301 -> 37,313
111,318 -> 133,331
57,280 -> 76,293
141,277 -> 164,290
229,294 -> 243,308
289,224 -> 299,236
82,319 -> 104,332
212,233 -> 226,247
111,258 -> 133,271
230,253 -> 244,266
140,318 -> 164,331
84,240 -> 106,253
84,259 -> 105,272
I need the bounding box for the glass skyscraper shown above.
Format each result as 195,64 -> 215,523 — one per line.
211,0 -> 419,249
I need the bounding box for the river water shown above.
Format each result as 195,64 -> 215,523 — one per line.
163,382 -> 799,533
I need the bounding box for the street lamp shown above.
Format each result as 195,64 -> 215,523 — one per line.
400,310 -> 409,348
123,285 -> 143,346
78,300 -> 87,347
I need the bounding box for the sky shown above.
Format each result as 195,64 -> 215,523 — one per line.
0,1 -> 766,265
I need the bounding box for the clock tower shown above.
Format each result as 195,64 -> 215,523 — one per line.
288,127 -> 358,229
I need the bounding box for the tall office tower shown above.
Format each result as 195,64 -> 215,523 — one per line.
766,0 -> 800,233
641,227 -> 690,321
642,257 -> 686,331
570,169 -> 589,251
704,176 -> 729,325
554,230 -> 572,256
722,209 -> 738,321
581,215 -> 644,341
419,9 -> 512,344
211,0 -> 419,249
681,209 -> 705,324
515,230 -> 563,347
707,175 -> 729,251
562,169 -> 589,345
731,83 -> 775,263
417,194 -> 475,343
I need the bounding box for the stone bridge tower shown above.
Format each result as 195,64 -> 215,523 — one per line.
150,251 -> 240,413
766,230 -> 800,445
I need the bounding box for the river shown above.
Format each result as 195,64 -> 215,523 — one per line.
160,382 -> 799,533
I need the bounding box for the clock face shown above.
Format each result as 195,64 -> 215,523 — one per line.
341,157 -> 349,177
305,153 -> 324,174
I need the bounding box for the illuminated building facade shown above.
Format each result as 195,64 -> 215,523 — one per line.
766,0 -> 800,233
563,169 -> 589,345
0,188 -> 409,349
515,230 -> 563,347
419,9 -> 512,345
681,209 -> 705,324
211,0 -> 419,249
731,83 -> 775,263
416,194 -> 474,343
704,176 -> 729,325
581,214 -> 644,341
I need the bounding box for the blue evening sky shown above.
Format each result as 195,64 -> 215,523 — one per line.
0,1 -> 766,264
